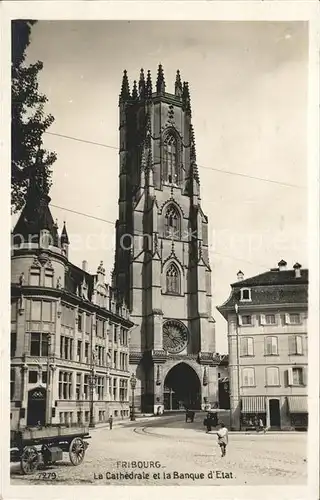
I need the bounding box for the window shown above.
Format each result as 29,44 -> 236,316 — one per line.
166,262 -> 181,294
240,337 -> 254,356
163,134 -> 178,184
97,377 -> 104,400
85,314 -> 92,334
60,336 -> 73,360
28,371 -> 38,383
96,319 -> 104,337
289,335 -> 303,355
31,301 -> 42,321
113,325 -> 117,343
42,371 -> 47,384
286,313 -> 301,325
84,375 -> 89,399
76,373 -> 81,400
292,367 -> 304,386
44,271 -> 54,288
30,333 -> 49,356
85,342 -> 89,363
164,205 -> 181,239
266,367 -> 280,386
265,336 -> 278,356
11,332 -> 17,358
242,367 -> 255,387
58,371 -> 72,399
61,305 -> 75,328
42,301 -> 52,322
265,314 -> 276,325
30,270 -> 40,286
240,288 -> 251,301
119,379 -> 126,401
113,378 -> 117,400
113,351 -> 117,369
240,315 -> 252,326
78,313 -> 83,331
242,368 -> 255,387
77,340 -> 82,362
11,302 -> 17,323
10,368 -> 15,400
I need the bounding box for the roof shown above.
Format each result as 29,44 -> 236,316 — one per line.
231,269 -> 308,287
218,268 -> 308,316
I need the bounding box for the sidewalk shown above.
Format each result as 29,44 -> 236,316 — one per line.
92,414 -> 163,430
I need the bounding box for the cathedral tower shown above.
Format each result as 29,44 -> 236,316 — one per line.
114,65 -> 218,413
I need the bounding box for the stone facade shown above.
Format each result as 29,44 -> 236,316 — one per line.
11,169 -> 133,429
217,261 -> 308,430
113,66 -> 218,413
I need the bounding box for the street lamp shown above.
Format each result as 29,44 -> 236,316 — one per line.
89,347 -> 98,428
130,373 -> 137,421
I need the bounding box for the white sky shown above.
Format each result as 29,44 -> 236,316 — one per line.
19,20 -> 308,353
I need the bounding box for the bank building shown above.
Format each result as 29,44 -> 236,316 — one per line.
11,168 -> 133,428
112,65 -> 219,414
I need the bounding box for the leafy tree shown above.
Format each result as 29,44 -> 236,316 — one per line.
11,20 -> 56,213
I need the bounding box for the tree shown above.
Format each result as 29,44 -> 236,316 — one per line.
11,20 -> 57,213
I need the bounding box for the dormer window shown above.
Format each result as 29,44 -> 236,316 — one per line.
240,288 -> 251,301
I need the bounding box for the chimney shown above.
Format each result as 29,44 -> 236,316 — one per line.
82,260 -> 88,273
293,262 -> 302,278
237,270 -> 244,281
278,259 -> 287,271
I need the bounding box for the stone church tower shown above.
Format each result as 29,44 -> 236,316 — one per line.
113,65 -> 219,413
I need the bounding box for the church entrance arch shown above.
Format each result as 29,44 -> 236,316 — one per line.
27,387 -> 46,426
163,363 -> 201,410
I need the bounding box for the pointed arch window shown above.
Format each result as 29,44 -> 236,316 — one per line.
164,204 -> 181,239
166,262 -> 181,295
163,134 -> 178,184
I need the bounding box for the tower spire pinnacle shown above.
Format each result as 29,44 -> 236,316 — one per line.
139,69 -> 146,99
146,70 -> 153,98
156,63 -> 166,95
182,81 -> 191,116
119,69 -> 130,101
175,69 -> 183,97
132,80 -> 138,100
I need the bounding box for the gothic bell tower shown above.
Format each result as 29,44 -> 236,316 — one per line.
114,65 -> 218,413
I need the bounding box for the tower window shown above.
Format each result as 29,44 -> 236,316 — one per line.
164,205 -> 181,239
163,134 -> 178,184
166,263 -> 181,295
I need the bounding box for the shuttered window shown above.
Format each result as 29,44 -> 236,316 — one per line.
288,335 -> 303,355
265,336 -> 278,355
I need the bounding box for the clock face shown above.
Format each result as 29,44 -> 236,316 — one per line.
163,320 -> 189,354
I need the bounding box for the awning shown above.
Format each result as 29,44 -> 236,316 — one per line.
287,396 -> 308,413
241,396 -> 266,413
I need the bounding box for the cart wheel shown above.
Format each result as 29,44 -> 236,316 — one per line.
69,437 -> 85,466
21,446 -> 40,475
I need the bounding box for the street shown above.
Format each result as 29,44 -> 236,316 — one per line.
10,414 -> 307,486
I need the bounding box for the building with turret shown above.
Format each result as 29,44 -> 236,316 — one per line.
112,65 -> 219,414
11,166 -> 133,429
217,261 -> 308,431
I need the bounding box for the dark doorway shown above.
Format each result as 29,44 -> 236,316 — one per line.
27,387 -> 46,426
163,363 -> 201,410
269,399 -> 281,428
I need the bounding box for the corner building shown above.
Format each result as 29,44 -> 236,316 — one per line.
11,171 -> 133,429
218,261 -> 308,431
113,65 -> 218,413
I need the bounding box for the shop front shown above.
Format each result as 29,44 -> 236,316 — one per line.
287,396 -> 308,430
240,396 -> 266,430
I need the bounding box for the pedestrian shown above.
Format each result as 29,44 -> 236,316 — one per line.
259,418 -> 264,433
108,414 -> 113,430
216,422 -> 228,457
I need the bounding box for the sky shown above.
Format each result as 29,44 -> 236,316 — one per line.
18,20 -> 308,353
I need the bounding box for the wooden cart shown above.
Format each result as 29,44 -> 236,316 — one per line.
10,426 -> 91,475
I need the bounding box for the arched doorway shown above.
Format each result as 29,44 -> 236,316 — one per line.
163,363 -> 201,410
27,387 -> 46,426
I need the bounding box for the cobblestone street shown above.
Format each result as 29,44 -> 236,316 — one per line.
10,415 -> 307,486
